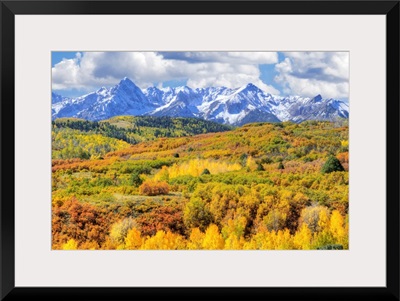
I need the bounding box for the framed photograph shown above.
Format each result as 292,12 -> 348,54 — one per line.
1,0 -> 399,300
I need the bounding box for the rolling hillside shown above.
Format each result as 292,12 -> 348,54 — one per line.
52,119 -> 349,250
52,116 -> 233,159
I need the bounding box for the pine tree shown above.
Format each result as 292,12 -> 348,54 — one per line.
201,168 -> 211,175
130,171 -> 143,187
256,163 -> 265,171
321,156 -> 345,173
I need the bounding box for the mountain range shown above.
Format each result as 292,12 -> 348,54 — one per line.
52,77 -> 349,125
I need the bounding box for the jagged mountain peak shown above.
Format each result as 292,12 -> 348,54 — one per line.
314,94 -> 322,100
146,86 -> 161,92
52,92 -> 70,104
96,86 -> 108,95
235,83 -> 262,94
243,83 -> 258,90
115,77 -> 141,91
119,76 -> 134,85
309,94 -> 323,103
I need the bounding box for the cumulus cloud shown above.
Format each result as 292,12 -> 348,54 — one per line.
52,51 -> 279,94
274,52 -> 349,100
52,52 -> 117,91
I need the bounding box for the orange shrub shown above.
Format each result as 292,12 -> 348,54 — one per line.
337,152 -> 349,164
139,180 -> 170,196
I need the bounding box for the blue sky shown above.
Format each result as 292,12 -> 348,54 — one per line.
52,51 -> 349,101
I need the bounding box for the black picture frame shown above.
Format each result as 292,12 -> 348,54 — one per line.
1,1 -> 399,300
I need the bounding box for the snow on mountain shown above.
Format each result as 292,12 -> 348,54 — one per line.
53,78 -> 156,121
52,92 -> 72,115
148,86 -> 203,118
52,92 -> 70,104
271,94 -> 349,123
143,87 -> 165,106
194,83 -> 279,125
52,78 -> 349,125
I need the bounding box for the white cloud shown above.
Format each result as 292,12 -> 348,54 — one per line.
52,51 -> 279,94
186,63 -> 279,94
52,52 -> 114,90
274,52 -> 349,99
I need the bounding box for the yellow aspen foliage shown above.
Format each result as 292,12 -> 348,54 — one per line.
329,210 -> 347,247
261,230 -> 276,249
343,216 -> 349,249
243,231 -> 259,250
141,230 -> 186,250
101,237 -> 117,250
202,224 -> 225,250
125,228 -> 143,250
243,228 -> 275,250
300,205 -> 330,233
246,156 -> 258,171
256,197 -> 274,220
109,218 -> 136,246
312,230 -> 335,249
293,192 -> 309,204
293,224 -> 313,250
318,209 -> 330,232
221,217 -> 247,240
263,209 -> 286,232
154,165 -> 170,182
224,234 -> 245,250
274,229 -> 294,250
161,231 -> 186,250
243,238 -> 258,250
79,241 -> 99,250
167,159 -> 241,178
247,229 -> 292,250
187,228 -> 205,250
280,189 -> 293,202
341,140 -> 349,148
62,239 -> 78,250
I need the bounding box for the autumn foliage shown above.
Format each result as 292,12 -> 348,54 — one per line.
52,119 -> 349,250
52,198 -> 111,249
139,180 -> 170,196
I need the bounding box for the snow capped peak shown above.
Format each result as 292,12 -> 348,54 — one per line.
175,86 -> 193,94
96,87 -> 108,96
161,86 -> 173,93
144,86 -> 163,95
52,92 -> 70,104
118,77 -> 137,89
236,83 -> 263,94
146,86 -> 160,92
245,83 -> 257,89
312,94 -> 323,102
114,77 -> 146,98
